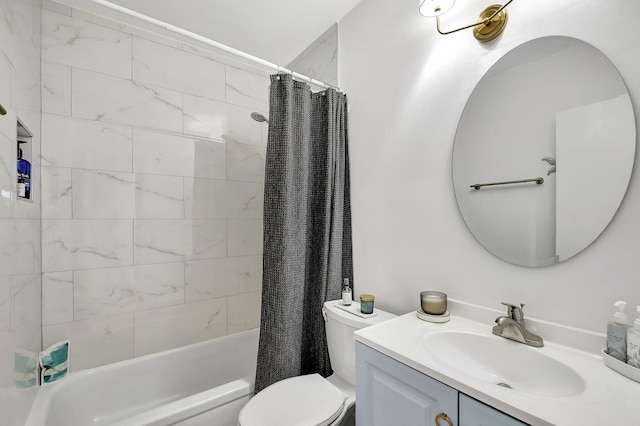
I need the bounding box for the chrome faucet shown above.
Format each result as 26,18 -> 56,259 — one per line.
492,302 -> 543,347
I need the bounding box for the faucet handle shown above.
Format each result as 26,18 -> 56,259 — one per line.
501,302 -> 525,320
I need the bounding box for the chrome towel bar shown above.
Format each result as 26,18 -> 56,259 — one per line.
470,177 -> 544,190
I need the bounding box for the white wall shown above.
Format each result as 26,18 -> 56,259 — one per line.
0,0 -> 42,423
339,0 -> 640,334
40,4 -> 267,370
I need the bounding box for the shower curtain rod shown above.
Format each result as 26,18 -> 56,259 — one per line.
59,0 -> 339,91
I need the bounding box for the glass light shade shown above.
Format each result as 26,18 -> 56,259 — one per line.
419,0 -> 455,17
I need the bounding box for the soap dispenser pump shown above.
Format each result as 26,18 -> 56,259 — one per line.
607,300 -> 628,362
627,306 -> 640,368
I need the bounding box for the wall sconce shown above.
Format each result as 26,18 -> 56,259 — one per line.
0,103 -> 6,115
419,0 -> 514,42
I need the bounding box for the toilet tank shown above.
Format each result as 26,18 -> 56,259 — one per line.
323,300 -> 396,386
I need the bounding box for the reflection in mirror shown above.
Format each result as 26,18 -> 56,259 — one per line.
452,36 -> 635,267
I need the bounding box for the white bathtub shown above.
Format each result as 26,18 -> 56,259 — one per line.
26,329 -> 259,426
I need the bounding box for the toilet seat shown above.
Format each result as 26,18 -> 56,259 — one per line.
238,373 -> 345,426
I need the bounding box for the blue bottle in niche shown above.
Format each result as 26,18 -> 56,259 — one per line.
17,140 -> 31,198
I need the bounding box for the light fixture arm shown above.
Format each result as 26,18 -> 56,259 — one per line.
435,14 -> 484,35
435,0 -> 514,41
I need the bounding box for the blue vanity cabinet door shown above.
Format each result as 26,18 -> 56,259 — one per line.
459,394 -> 528,426
356,342 -> 458,426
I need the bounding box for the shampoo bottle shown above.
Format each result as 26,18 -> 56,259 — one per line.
17,141 -> 30,179
627,306 -> 640,368
17,141 -> 31,198
607,300 -> 628,362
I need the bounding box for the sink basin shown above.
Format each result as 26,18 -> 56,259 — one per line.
421,331 -> 586,397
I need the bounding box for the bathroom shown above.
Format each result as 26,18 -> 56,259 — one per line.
1,0 -> 639,424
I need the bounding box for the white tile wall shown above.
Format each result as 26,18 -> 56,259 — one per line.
42,271 -> 73,325
193,139 -> 227,179
185,255 -> 262,302
41,61 -> 71,115
41,114 -> 132,171
183,94 -> 263,145
0,298 -> 10,335
287,23 -> 338,87
132,129 -> 226,179
134,219 -> 226,264
42,9 -> 132,79
72,69 -> 184,132
0,115 -> 16,212
226,142 -> 266,182
134,298 -> 227,356
225,65 -> 270,111
227,219 -> 263,256
72,169 -> 136,219
43,313 -> 135,370
184,178 -> 263,219
0,48 -> 11,111
41,167 -> 72,218
133,37 -> 226,100
11,274 -> 41,331
41,219 -> 133,272
40,7 -> 268,369
74,263 -> 185,320
228,291 -> 261,334
135,174 -> 184,219
0,0 -> 41,422
0,220 -> 41,275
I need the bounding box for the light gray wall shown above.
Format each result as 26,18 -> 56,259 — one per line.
339,0 -> 640,334
0,0 -> 42,424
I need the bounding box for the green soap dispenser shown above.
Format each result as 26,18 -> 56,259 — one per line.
607,300 -> 628,362
627,306 -> 640,368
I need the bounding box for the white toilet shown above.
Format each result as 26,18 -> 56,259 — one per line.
238,299 -> 396,426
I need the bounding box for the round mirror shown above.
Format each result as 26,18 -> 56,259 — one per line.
453,36 -> 636,267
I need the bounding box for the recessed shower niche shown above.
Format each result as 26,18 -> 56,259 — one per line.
16,118 -> 32,201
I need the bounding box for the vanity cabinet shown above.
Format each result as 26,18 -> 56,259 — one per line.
356,343 -> 527,426
459,394 -> 527,426
356,342 -> 458,425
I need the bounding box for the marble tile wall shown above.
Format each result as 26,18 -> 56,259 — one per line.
287,23 -> 339,87
0,0 -> 42,424
40,4 -> 269,371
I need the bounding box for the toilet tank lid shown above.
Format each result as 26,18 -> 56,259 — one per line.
238,374 -> 344,426
324,300 -> 396,328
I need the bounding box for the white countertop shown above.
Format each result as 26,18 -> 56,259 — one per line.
354,312 -> 640,425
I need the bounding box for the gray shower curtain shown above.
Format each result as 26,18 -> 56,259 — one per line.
254,74 -> 353,394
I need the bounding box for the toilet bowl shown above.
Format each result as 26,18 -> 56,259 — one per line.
238,299 -> 396,426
